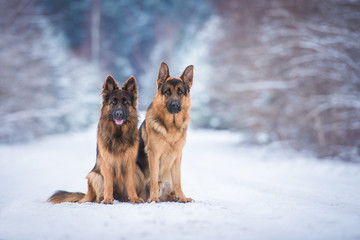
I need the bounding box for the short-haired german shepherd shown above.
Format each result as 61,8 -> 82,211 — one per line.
48,75 -> 144,204
137,62 -> 194,202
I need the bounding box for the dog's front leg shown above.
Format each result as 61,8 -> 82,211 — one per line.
171,153 -> 193,203
147,149 -> 160,202
125,159 -> 144,203
101,164 -> 114,204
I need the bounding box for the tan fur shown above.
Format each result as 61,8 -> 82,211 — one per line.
48,75 -> 144,204
79,135 -> 144,204
139,62 -> 194,203
49,192 -> 85,204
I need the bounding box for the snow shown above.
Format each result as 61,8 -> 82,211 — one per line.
1,122 -> 360,240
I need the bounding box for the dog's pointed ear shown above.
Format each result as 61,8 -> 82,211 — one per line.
157,62 -> 169,88
123,76 -> 137,97
123,76 -> 138,107
103,75 -> 119,93
181,65 -> 194,89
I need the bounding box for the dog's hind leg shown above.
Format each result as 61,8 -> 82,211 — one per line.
79,171 -> 104,203
131,165 -> 146,202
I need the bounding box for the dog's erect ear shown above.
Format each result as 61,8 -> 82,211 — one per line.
123,76 -> 137,97
123,76 -> 138,108
103,75 -> 119,93
180,65 -> 194,89
157,62 -> 170,88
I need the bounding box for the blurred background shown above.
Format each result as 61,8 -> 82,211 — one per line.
0,0 -> 359,161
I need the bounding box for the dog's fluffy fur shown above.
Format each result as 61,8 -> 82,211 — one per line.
137,62 -> 194,202
48,75 -> 144,204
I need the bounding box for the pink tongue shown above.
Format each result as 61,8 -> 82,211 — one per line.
115,119 -> 124,125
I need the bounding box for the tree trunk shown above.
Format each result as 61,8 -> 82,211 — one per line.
91,0 -> 100,63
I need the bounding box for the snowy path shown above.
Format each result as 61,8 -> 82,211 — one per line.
0,126 -> 360,240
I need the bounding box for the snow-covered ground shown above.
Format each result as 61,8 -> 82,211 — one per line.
0,123 -> 360,239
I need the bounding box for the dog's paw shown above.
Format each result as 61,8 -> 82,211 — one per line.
130,197 -> 144,204
101,198 -> 114,204
147,196 -> 159,203
178,197 -> 194,203
167,192 -> 178,202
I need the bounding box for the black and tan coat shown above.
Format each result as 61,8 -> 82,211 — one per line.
49,75 -> 144,204
137,62 -> 194,203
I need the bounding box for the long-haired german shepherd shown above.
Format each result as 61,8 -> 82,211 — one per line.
137,62 -> 194,202
48,75 -> 144,204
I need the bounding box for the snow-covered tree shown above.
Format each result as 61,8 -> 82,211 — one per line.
0,0 -> 102,143
196,0 -> 360,160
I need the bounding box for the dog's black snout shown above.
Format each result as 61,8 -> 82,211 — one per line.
115,110 -> 124,119
171,101 -> 180,109
167,100 -> 181,114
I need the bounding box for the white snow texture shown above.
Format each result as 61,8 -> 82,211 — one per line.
0,121 -> 360,240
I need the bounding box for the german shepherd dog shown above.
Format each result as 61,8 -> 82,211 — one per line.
48,75 -> 144,204
137,62 -> 194,203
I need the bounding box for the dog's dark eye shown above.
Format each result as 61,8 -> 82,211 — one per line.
177,88 -> 183,96
111,98 -> 118,105
122,98 -> 128,105
165,89 -> 171,96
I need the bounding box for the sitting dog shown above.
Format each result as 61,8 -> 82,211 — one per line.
48,75 -> 144,204
137,62 -> 194,202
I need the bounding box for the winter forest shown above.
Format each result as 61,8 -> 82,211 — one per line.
1,0 -> 360,161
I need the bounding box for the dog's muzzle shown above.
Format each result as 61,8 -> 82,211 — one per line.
113,109 -> 125,125
167,101 -> 181,114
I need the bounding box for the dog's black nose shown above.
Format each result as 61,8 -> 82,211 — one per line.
115,110 -> 124,119
171,101 -> 180,109
167,101 -> 181,114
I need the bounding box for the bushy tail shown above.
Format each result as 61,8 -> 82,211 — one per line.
48,190 -> 85,204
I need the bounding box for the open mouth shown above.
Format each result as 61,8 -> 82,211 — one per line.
114,119 -> 124,125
